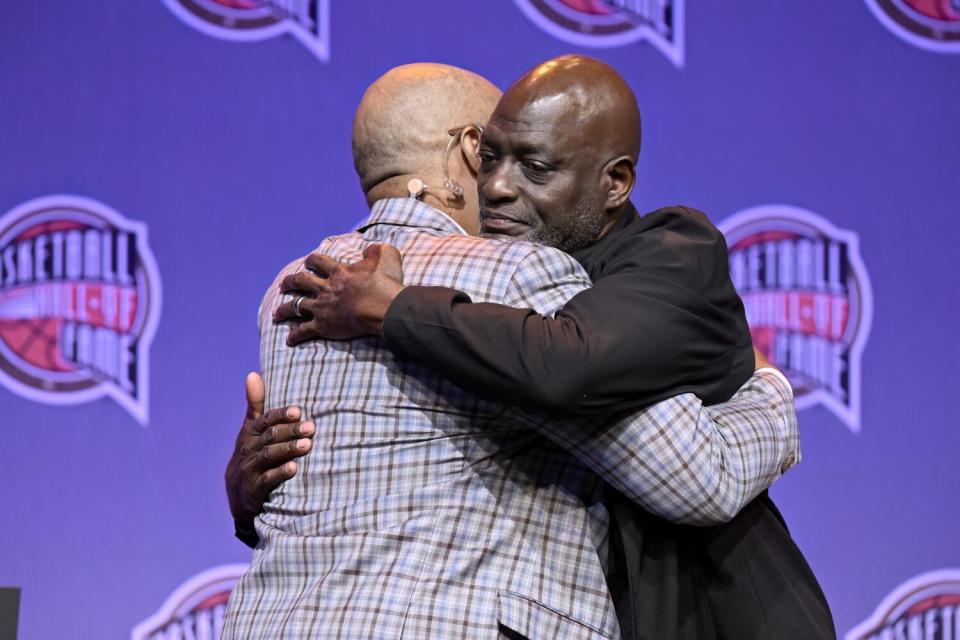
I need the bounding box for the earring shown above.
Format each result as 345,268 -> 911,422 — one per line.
443,177 -> 464,199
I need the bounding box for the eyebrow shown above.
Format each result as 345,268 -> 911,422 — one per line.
481,120 -> 573,164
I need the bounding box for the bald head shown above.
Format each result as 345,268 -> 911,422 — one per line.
352,63 -> 501,197
504,55 -> 641,162
477,55 -> 641,251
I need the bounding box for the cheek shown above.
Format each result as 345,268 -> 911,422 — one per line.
580,186 -> 608,214
536,185 -> 582,228
476,172 -> 491,194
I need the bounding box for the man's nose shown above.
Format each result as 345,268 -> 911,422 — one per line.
480,162 -> 519,203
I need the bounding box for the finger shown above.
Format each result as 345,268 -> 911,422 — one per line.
305,253 -> 339,277
361,243 -> 403,281
360,243 -> 384,262
260,420 -> 315,446
379,244 -> 404,281
278,273 -> 302,295
287,323 -> 310,347
273,299 -> 302,323
252,461 -> 298,498
250,406 -> 302,436
255,439 -> 313,470
286,322 -> 318,347
279,271 -> 328,296
244,372 -> 265,420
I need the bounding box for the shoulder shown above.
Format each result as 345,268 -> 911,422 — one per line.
502,237 -> 584,270
419,235 -> 590,307
615,206 -> 731,273
411,233 -> 587,282
402,234 -> 590,313
639,205 -> 726,244
427,233 -> 570,263
486,237 -> 588,281
497,239 -> 591,314
597,205 -> 735,289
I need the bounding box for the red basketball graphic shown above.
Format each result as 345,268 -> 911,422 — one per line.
846,570 -> 960,640
163,0 -> 330,61
558,0 -> 613,15
513,0 -> 684,67
132,565 -> 247,640
0,218 -> 138,377
904,0 -> 960,20
865,0 -> 960,51
0,196 -> 160,425
210,0 -> 262,8
720,205 -> 872,433
0,318 -> 74,372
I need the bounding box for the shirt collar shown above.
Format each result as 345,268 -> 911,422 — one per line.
357,197 -> 469,237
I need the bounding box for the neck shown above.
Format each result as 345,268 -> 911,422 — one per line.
365,174 -> 477,235
597,203 -> 630,240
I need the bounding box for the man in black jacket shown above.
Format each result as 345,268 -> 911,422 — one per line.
233,55 -> 835,639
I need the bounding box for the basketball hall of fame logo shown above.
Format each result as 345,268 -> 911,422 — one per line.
719,205 -> 873,433
162,0 -> 330,61
513,0 -> 685,67
864,0 -> 960,52
0,196 -> 161,425
845,569 -> 960,640
132,564 -> 248,640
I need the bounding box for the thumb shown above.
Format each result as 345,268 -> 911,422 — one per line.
360,243 -> 384,263
378,244 -> 404,282
245,371 -> 265,419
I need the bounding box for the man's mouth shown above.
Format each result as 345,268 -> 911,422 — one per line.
480,209 -> 530,236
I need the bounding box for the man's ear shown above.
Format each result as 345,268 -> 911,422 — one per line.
601,156 -> 636,210
460,126 -> 482,174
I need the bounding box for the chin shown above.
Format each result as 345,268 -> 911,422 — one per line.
480,228 -> 520,241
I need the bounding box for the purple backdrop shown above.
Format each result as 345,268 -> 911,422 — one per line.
1,1 -> 958,637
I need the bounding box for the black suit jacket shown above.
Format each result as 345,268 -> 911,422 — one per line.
383,203 -> 835,639
606,489 -> 834,639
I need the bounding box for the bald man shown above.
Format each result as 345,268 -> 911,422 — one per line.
221,63 -> 803,639
264,57 -> 835,638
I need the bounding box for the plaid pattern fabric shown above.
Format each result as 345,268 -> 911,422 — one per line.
522,367 -> 798,526
221,198 -> 799,639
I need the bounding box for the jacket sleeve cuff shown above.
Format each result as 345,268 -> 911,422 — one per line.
234,519 -> 260,549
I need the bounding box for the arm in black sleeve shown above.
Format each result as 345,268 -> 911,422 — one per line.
382,207 -> 755,415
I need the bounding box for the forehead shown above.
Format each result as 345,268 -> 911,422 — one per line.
484,92 -> 585,153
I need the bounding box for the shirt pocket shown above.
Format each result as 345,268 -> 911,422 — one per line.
496,590 -> 614,640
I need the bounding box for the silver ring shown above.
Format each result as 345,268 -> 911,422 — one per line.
294,295 -> 306,317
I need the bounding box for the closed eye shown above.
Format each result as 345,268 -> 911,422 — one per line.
522,160 -> 551,173
521,159 -> 554,181
478,150 -> 499,165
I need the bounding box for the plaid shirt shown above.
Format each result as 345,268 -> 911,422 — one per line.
222,198 -> 798,639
